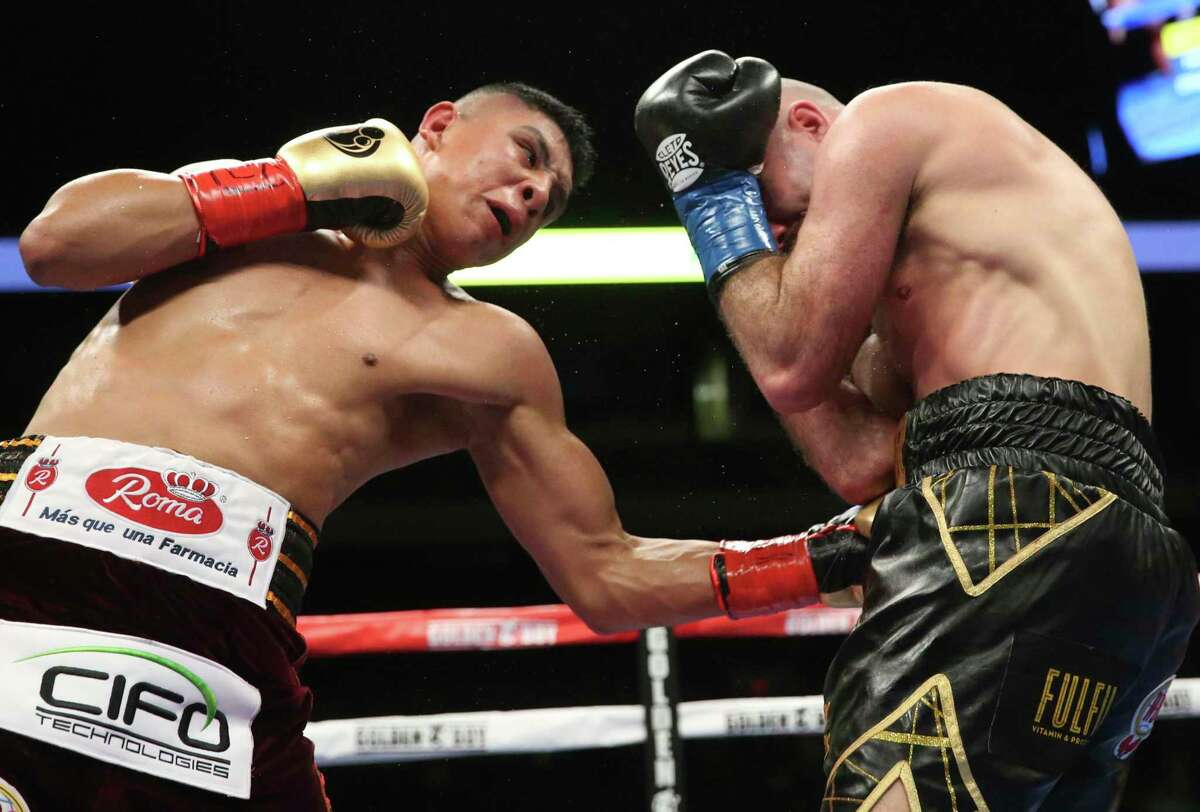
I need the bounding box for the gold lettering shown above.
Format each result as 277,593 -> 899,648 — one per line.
1069,678 -> 1091,734
1083,682 -> 1107,736
1053,674 -> 1080,729
1035,669 -> 1061,725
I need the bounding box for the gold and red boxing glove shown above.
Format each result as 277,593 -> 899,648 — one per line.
179,159 -> 305,252
176,118 -> 428,256
710,499 -> 880,618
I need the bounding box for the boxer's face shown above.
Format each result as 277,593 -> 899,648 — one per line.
416,95 -> 574,269
757,100 -> 829,252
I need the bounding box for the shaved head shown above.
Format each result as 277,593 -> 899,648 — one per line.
756,80 -> 846,238
780,78 -> 844,115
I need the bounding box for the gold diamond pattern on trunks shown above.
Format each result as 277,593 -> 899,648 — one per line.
824,674 -> 988,811
920,468 -> 1116,597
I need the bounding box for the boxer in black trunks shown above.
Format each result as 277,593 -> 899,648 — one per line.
3,82 -> 871,809
637,51 -> 1198,809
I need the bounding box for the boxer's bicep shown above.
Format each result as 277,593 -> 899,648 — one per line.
462,322 -> 631,627
464,315 -> 720,632
469,403 -> 722,633
20,169 -> 204,289
467,400 -> 634,630
469,402 -> 622,552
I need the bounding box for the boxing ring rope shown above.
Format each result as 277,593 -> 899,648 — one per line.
298,605 -> 1200,767
298,603 -> 862,655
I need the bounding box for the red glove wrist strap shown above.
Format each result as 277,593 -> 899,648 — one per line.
710,535 -> 820,619
179,158 -> 307,256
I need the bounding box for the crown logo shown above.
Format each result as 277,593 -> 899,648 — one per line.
37,457 -> 59,467
255,520 -> 275,537
162,470 -> 219,502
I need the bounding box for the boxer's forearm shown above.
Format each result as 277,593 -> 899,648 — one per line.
776,379 -> 897,504
20,169 -> 203,290
718,254 -> 854,413
580,534 -> 721,633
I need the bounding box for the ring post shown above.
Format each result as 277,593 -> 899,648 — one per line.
639,626 -> 686,811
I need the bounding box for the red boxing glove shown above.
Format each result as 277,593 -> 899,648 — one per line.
710,500 -> 880,619
180,160 -> 307,256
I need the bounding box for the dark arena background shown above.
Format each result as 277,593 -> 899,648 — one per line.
4,3 -> 1199,810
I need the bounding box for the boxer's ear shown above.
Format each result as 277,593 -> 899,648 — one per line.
417,102 -> 458,151
787,100 -> 830,141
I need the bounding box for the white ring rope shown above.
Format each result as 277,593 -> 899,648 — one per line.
308,678 -> 1200,766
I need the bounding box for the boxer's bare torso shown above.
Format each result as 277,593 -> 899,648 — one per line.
25,233 -> 520,527
868,83 -> 1150,416
722,80 -> 1153,501
720,80 -> 1162,812
814,83 -> 1156,812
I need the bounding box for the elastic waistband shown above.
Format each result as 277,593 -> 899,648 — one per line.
898,375 -> 1166,521
0,436 -> 318,625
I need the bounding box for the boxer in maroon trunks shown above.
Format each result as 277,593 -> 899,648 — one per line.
0,436 -> 326,810
4,83 -> 871,809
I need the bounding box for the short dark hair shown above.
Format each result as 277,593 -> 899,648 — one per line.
458,82 -> 596,191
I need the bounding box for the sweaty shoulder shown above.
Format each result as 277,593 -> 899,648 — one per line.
846,81 -> 998,123
439,297 -> 563,412
835,82 -> 1030,193
820,83 -> 944,178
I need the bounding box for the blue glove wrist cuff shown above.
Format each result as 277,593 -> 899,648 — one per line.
672,171 -> 777,290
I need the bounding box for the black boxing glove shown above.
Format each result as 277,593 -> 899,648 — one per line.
635,50 -> 781,298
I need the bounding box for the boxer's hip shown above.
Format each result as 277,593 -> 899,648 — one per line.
0,435 -> 327,802
877,373 -> 1188,637
0,434 -> 318,627
896,372 -> 1165,521
821,374 -> 1198,809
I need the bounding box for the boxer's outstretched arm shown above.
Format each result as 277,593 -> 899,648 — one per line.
20,169 -> 205,290
454,307 -> 718,633
465,340 -> 719,634
718,87 -> 929,414
448,305 -> 873,630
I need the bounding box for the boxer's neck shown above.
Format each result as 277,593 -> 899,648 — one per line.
377,231 -> 457,286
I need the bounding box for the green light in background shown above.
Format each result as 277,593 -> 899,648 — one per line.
449,227 -> 704,286
1162,16 -> 1200,59
693,350 -> 734,442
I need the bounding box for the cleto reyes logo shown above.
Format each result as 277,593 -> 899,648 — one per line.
655,133 -> 704,192
85,468 -> 224,535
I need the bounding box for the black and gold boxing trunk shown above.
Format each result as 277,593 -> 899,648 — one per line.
0,435 -> 318,625
822,375 -> 1199,811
